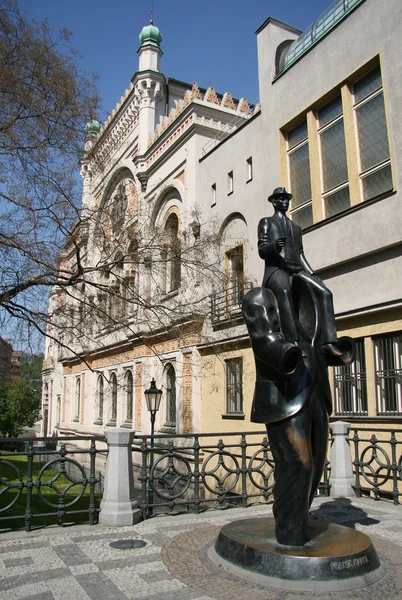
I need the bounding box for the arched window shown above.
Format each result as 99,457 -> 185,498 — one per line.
75,377 -> 81,421
110,372 -> 117,424
96,375 -> 104,424
165,364 -> 176,428
125,370 -> 133,422
164,213 -> 181,293
123,240 -> 138,315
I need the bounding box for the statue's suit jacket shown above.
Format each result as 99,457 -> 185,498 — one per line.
258,213 -> 306,286
242,287 -> 333,425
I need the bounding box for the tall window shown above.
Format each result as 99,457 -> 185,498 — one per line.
164,213 -> 181,293
246,157 -> 253,182
334,339 -> 367,415
354,67 -> 392,201
374,333 -> 402,415
211,183 -> 216,206
226,358 -> 243,414
96,375 -> 104,424
287,121 -> 313,228
228,171 -> 234,194
75,377 -> 81,421
284,61 -> 393,228
165,364 -> 176,428
226,245 -> 244,307
318,96 -> 350,217
56,395 -> 61,426
110,372 -> 117,423
125,370 -> 133,422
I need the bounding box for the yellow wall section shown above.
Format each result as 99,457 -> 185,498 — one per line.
201,348 -> 261,434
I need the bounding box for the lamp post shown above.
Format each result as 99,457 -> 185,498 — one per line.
144,378 -> 162,516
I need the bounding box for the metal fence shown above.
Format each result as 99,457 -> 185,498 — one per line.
0,435 -> 106,531
350,428 -> 402,504
132,431 -> 331,518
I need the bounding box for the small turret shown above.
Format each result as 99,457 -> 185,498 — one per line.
137,14 -> 163,72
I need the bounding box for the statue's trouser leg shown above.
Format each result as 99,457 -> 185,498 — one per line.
296,271 -> 337,345
265,270 -> 299,344
266,393 -> 328,546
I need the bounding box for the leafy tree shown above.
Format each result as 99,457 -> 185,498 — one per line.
0,378 -> 41,437
20,352 -> 44,391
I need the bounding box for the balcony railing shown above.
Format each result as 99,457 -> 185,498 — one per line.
210,282 -> 252,326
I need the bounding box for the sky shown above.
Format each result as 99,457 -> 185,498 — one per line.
18,0 -> 334,120
11,0 -> 334,351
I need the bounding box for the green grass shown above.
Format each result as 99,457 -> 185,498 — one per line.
0,454 -> 102,530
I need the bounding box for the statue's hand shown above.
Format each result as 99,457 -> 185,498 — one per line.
275,237 -> 286,252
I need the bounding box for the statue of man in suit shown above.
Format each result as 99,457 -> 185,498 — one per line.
258,187 -> 341,358
242,186 -> 354,546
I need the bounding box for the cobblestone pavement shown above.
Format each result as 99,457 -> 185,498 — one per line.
0,497 -> 401,599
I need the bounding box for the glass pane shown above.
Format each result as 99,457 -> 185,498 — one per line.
362,164 -> 392,201
314,1 -> 344,40
288,121 -> 308,149
320,119 -> 348,191
318,96 -> 342,128
324,186 -> 350,217
291,204 -> 313,229
375,334 -> 402,414
226,359 -> 242,413
289,143 -> 311,207
354,66 -> 382,104
356,93 -> 390,171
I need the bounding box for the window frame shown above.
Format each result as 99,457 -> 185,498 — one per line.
246,157 -> 253,183
74,377 -> 81,422
125,370 -> 133,423
225,357 -> 244,415
227,170 -> 234,195
95,374 -> 104,424
164,363 -> 177,429
287,120 -> 313,228
374,333 -> 402,416
353,69 -> 392,202
334,338 -> 368,416
282,60 -> 393,229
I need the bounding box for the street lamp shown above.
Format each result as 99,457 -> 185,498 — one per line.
144,378 -> 162,515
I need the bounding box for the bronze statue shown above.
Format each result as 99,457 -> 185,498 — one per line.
242,187 -> 354,546
258,187 -> 341,358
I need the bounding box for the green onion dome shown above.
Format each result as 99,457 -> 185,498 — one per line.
139,24 -> 162,47
85,120 -> 101,137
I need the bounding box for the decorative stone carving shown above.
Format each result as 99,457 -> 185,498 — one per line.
191,81 -> 202,100
204,86 -> 219,104
237,97 -> 251,114
221,92 -> 236,110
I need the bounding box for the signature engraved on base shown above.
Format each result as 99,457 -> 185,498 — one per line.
330,556 -> 369,570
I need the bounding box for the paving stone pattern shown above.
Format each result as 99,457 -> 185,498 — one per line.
0,497 -> 401,599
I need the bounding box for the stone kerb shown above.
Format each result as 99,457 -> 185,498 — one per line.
329,420 -> 355,497
99,427 -> 141,526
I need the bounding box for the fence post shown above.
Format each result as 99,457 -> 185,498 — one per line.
329,421 -> 355,498
99,428 -> 141,526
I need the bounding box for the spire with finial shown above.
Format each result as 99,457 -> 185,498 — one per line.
150,4 -> 153,25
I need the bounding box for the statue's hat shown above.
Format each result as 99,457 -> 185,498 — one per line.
268,187 -> 293,202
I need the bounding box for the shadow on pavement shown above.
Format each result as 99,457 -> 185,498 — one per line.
310,497 -> 380,528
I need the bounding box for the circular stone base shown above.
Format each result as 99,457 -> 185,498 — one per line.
210,518 -> 386,592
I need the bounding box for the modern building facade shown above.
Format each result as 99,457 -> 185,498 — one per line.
43,0 -> 402,440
